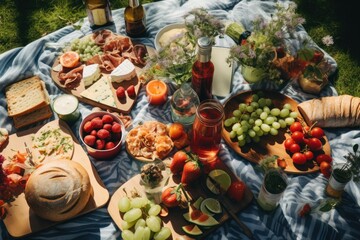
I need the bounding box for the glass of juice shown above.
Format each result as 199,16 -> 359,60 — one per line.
190,99 -> 224,162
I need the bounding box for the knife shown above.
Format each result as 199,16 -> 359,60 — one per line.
207,175 -> 254,240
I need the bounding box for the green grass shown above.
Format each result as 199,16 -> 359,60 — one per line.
0,0 -> 359,97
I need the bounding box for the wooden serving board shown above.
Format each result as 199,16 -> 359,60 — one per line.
108,165 -> 253,239
50,32 -> 155,114
1,119 -> 109,238
222,90 -> 331,174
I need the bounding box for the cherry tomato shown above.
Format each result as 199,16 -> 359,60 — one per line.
284,138 -> 296,150
292,152 -> 307,165
289,143 -> 301,153
290,122 -> 303,133
307,138 -> 323,151
319,161 -> 332,178
303,150 -> 314,161
316,154 -> 332,165
291,131 -> 305,143
311,127 -> 325,139
59,51 -> 80,68
161,186 -> 181,208
227,180 -> 246,202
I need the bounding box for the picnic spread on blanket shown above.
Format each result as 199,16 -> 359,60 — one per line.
1,0 -> 359,239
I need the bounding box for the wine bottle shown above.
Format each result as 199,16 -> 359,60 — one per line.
191,37 -> 214,102
124,0 -> 146,37
84,0 -> 113,29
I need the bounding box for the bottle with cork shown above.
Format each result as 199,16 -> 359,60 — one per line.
191,36 -> 214,102
84,0 -> 113,29
124,0 -> 147,37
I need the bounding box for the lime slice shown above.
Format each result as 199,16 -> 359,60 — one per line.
201,198 -> 222,214
193,196 -> 204,210
206,169 -> 231,195
200,200 -> 215,216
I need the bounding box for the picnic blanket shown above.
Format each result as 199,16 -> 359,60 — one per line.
1,0 -> 360,239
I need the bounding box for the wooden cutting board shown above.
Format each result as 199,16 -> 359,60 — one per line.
108,164 -> 253,239
1,119 -> 109,238
222,90 -> 331,174
50,31 -> 155,114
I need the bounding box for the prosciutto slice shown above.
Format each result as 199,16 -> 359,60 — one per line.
92,29 -> 115,47
87,53 -> 125,72
58,65 -> 84,88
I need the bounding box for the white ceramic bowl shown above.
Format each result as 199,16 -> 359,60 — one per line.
154,23 -> 187,50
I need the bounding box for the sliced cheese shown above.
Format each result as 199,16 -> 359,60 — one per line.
110,59 -> 136,83
83,63 -> 100,87
80,76 -> 117,108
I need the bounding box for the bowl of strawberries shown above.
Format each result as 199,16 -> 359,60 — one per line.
79,111 -> 125,159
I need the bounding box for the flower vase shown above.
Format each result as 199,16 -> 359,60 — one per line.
325,164 -> 352,198
241,64 -> 266,83
298,74 -> 328,94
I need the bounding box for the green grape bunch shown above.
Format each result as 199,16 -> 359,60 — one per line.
68,36 -> 102,62
224,92 -> 298,147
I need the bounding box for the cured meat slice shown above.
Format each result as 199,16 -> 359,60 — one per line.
87,53 -> 125,72
58,65 -> 84,88
92,29 -> 115,47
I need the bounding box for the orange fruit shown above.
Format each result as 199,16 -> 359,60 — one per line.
168,122 -> 185,140
59,51 -> 80,68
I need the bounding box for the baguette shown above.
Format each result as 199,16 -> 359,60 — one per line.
6,76 -> 50,117
12,105 -> 53,129
297,95 -> 360,128
24,160 -> 92,222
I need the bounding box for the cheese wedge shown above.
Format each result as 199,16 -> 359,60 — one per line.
83,63 -> 101,87
80,76 -> 117,108
110,59 -> 136,83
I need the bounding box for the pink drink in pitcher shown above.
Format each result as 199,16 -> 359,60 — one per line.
190,100 -> 224,161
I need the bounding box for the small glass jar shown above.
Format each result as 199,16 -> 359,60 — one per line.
325,163 -> 352,198
190,99 -> 224,162
257,169 -> 288,211
170,83 -> 200,128
53,94 -> 80,123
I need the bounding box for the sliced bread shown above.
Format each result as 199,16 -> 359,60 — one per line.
6,76 -> 50,117
12,105 -> 53,129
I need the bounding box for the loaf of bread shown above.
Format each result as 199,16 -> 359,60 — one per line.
12,105 -> 53,129
297,95 -> 360,128
24,160 -> 91,222
5,76 -> 50,117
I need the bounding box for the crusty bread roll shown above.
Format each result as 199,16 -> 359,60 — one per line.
25,160 -> 91,222
297,95 -> 360,128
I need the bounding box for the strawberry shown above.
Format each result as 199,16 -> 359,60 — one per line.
170,150 -> 188,175
116,86 -> 126,99
299,203 -> 311,217
181,159 -> 202,185
127,85 -> 136,97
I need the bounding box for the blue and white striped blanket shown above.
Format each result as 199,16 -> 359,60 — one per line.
1,0 -> 359,239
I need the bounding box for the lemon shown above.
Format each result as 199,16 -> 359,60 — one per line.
206,169 -> 231,195
201,198 -> 222,214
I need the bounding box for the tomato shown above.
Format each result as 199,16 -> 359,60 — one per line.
303,150 -> 314,161
170,150 -> 188,175
290,122 -> 303,133
311,127 -> 325,139
59,51 -> 80,68
284,138 -> 296,150
168,123 -> 185,140
291,131 -> 304,143
319,161 -> 332,178
161,186 -> 182,208
288,143 -> 300,153
307,138 -> 323,151
227,180 -> 246,202
292,152 -> 307,165
315,154 -> 332,165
